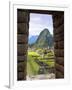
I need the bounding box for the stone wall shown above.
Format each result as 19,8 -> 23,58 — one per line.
53,12 -> 64,78
17,9 -> 29,80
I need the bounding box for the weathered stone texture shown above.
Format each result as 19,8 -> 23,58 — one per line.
53,12 -> 64,78
17,9 -> 29,80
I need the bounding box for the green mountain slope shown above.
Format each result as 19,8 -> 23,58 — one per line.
34,28 -> 54,48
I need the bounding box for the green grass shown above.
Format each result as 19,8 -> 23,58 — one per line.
38,59 -> 55,67
28,51 -> 40,57
27,49 -> 55,76
27,51 -> 40,76
46,61 -> 55,67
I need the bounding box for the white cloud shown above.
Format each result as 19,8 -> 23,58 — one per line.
30,17 -> 41,21
29,13 -> 53,36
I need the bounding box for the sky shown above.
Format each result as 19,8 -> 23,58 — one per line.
29,13 -> 53,38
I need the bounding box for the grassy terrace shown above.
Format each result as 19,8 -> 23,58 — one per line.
27,50 -> 55,76
27,51 -> 40,76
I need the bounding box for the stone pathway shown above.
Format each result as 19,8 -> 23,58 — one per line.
26,73 -> 55,80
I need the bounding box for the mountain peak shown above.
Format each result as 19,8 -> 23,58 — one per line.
43,28 -> 49,32
35,28 -> 53,48
28,28 -> 54,48
40,28 -> 50,36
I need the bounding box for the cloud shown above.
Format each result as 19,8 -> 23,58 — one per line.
30,17 -> 41,21
29,13 -> 53,36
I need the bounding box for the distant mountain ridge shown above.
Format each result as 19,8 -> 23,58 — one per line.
28,35 -> 38,45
